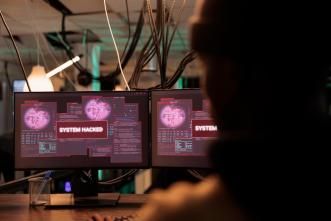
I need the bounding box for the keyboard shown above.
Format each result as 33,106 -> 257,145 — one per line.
112,214 -> 138,221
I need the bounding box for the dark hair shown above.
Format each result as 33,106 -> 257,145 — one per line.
191,0 -> 331,131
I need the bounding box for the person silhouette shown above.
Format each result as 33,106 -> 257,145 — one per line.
89,0 -> 330,220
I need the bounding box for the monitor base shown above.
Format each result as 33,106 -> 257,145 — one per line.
45,193 -> 120,209
45,170 -> 121,209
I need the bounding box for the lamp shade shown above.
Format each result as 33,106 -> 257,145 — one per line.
23,65 -> 54,92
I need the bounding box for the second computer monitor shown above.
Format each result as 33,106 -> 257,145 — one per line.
151,89 -> 219,168
15,91 -> 149,169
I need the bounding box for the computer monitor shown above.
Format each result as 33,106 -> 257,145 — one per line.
14,91 -> 149,169
151,89 -> 219,168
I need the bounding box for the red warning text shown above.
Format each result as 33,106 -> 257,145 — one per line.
56,121 -> 108,139
192,120 -> 219,137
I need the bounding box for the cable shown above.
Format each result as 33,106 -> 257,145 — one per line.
59,16 -> 86,72
149,50 -> 196,89
103,0 -> 130,91
0,10 -> 31,92
129,1 -> 164,88
119,0 -> 131,62
99,169 -> 138,185
128,0 -> 194,90
187,169 -> 205,180
1,27 -> 22,87
165,0 -> 186,58
157,0 -> 186,87
100,169 -> 137,183
165,0 -> 177,43
110,0 -> 132,81
108,5 -> 145,83
0,170 -> 73,193
0,171 -> 49,192
164,51 -> 196,88
146,0 -> 163,83
57,20 -> 95,89
37,33 -> 50,71
127,3 -> 152,87
129,35 -> 154,88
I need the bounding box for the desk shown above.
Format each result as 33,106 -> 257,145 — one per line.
0,194 -> 148,221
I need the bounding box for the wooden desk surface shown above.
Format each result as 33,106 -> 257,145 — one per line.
0,194 -> 148,221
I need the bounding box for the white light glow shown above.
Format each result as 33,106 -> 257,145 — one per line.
23,65 -> 54,92
46,56 -> 80,78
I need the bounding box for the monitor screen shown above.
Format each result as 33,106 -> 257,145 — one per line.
14,91 -> 149,169
151,89 -> 219,168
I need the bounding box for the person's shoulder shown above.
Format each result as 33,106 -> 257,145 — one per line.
137,176 -> 248,221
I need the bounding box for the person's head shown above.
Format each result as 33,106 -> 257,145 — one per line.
191,0 -> 331,137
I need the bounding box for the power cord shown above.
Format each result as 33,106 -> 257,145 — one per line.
187,169 -> 205,180
103,0 -> 131,91
98,169 -> 138,185
0,10 -> 31,92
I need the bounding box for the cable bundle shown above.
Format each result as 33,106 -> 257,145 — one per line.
128,0 -> 195,89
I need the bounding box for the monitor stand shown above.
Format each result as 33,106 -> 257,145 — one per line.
45,170 -> 120,209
